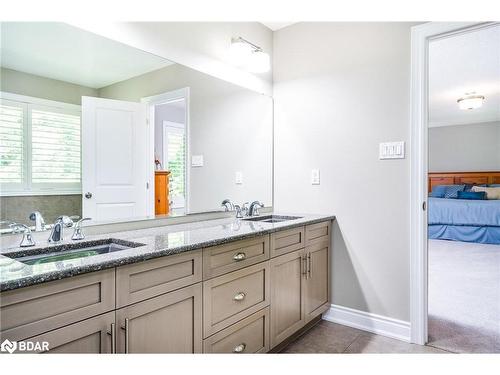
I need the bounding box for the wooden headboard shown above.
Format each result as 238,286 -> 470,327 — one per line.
428,171 -> 500,192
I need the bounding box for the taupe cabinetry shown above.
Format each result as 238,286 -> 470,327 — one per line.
116,250 -> 202,308
116,283 -> 202,353
203,236 -> 269,279
203,262 -> 270,337
0,219 -> 332,354
269,248 -> 306,348
203,307 -> 270,353
270,221 -> 331,348
28,313 -> 115,354
0,269 -> 115,342
304,239 -> 330,322
270,227 -> 304,257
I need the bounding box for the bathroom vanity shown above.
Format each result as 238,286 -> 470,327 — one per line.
0,214 -> 333,353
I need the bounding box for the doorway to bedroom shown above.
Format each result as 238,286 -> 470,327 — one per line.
426,24 -> 500,353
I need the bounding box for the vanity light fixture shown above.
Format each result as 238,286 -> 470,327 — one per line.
229,36 -> 270,73
457,93 -> 485,110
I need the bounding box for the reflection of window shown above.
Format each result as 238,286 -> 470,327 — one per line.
0,93 -> 81,196
163,121 -> 186,210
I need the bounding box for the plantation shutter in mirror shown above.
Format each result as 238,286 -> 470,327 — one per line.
30,106 -> 81,188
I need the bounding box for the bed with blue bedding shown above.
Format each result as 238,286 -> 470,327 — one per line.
428,197 -> 500,244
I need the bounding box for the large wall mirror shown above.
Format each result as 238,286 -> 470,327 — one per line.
0,22 -> 273,233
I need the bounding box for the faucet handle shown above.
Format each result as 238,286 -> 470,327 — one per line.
56,215 -> 75,228
234,205 -> 244,219
9,223 -> 36,247
72,218 -> 92,241
241,202 -> 250,217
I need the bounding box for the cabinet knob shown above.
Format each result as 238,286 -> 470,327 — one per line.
232,252 -> 246,261
233,292 -> 246,301
233,343 -> 246,353
85,192 -> 93,199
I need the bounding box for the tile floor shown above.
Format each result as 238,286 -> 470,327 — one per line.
280,320 -> 452,354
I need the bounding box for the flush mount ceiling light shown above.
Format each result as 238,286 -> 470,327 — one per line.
229,36 -> 270,73
457,93 -> 485,110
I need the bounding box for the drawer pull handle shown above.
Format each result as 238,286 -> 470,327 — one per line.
107,322 -> 116,354
233,292 -> 246,301
121,318 -> 130,354
233,252 -> 246,261
233,343 -> 247,353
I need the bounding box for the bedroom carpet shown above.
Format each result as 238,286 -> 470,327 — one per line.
428,239 -> 500,353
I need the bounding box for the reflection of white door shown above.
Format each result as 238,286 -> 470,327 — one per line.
82,96 -> 149,222
162,121 -> 186,214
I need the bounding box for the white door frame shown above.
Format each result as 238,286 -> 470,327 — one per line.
141,87 -> 190,215
409,21 -> 498,345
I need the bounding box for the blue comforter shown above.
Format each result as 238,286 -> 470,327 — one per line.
428,197 -> 500,227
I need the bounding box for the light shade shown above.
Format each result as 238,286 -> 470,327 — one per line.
229,38 -> 253,65
229,37 -> 270,73
246,50 -> 271,73
457,95 -> 485,110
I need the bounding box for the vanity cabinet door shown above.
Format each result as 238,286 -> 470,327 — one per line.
269,248 -> 306,348
116,283 -> 202,353
304,239 -> 330,323
24,312 -> 115,354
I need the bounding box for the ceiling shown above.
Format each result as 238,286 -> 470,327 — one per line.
0,22 -> 174,89
429,24 -> 500,127
261,22 -> 296,31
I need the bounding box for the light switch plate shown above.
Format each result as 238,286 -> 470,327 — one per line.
379,141 -> 405,159
235,171 -> 243,184
311,169 -> 320,185
191,155 -> 204,167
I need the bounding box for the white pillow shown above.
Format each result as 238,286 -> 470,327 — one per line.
471,186 -> 500,200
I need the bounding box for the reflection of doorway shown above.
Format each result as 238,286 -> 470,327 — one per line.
142,88 -> 189,217
162,119 -> 186,215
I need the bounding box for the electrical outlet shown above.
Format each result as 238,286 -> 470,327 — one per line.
311,169 -> 320,185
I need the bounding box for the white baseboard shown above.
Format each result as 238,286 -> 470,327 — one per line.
322,304 -> 411,342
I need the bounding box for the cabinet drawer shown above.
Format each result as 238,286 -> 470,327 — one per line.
0,269 -> 115,342
270,226 -> 305,257
116,249 -> 202,308
203,236 -> 269,279
203,262 -> 270,338
305,221 -> 331,245
203,307 -> 269,353
23,312 -> 115,354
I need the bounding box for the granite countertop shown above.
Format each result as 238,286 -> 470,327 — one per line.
0,213 -> 335,292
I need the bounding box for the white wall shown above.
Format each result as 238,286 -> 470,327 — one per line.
273,22 -> 417,322
70,22 -> 273,95
429,121 -> 500,172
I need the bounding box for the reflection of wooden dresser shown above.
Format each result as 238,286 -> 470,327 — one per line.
155,171 -> 171,215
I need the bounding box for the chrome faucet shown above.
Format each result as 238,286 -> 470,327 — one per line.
72,218 -> 92,240
9,222 -> 36,247
48,216 -> 74,243
29,211 -> 46,232
221,199 -> 235,212
248,201 -> 264,217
